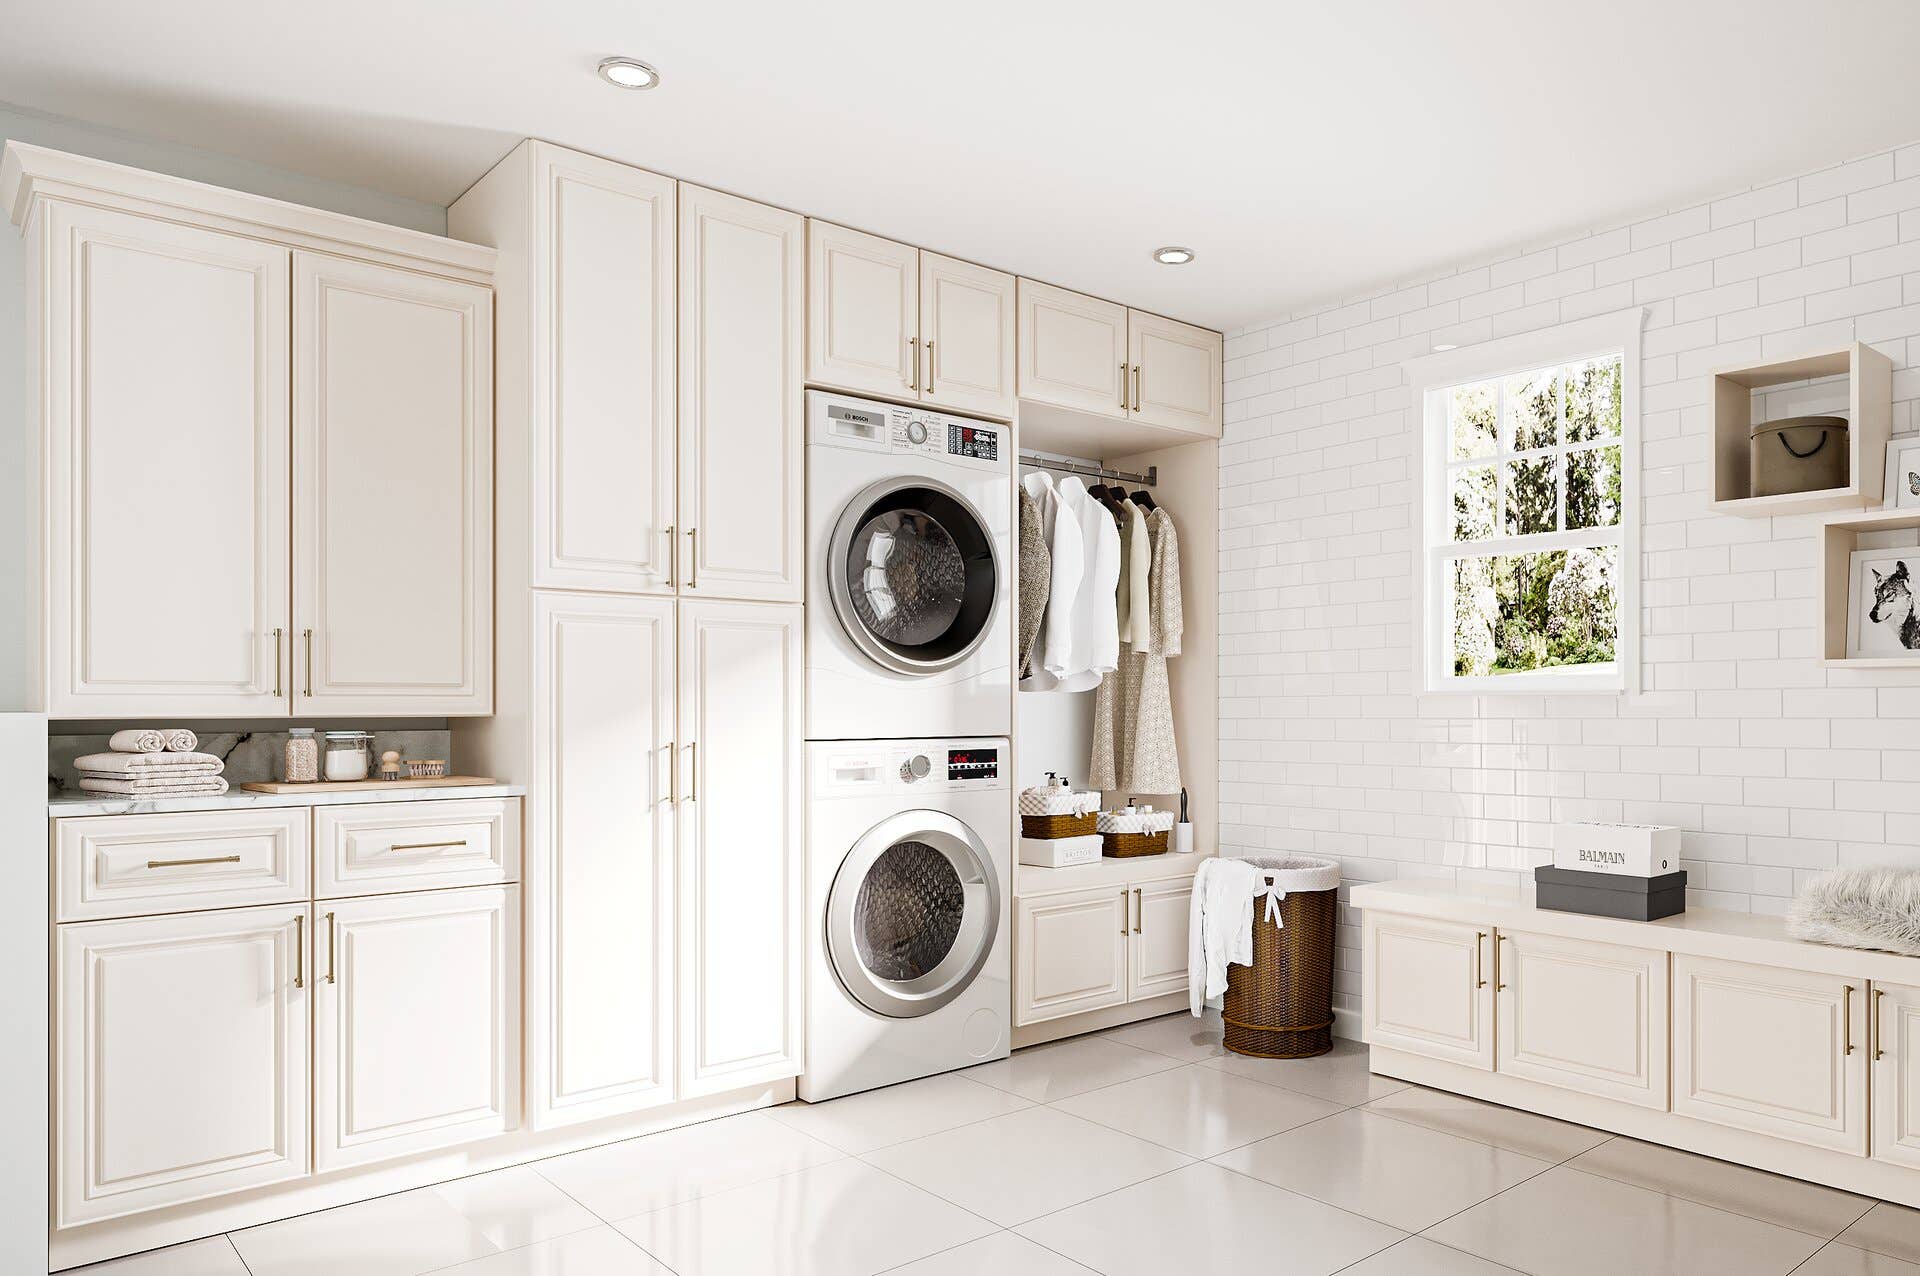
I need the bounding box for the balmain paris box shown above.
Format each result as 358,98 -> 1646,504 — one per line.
1551,821 -> 1679,877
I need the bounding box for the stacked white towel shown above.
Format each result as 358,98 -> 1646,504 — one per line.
76,745 -> 227,797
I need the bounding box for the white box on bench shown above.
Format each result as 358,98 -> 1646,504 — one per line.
1551,821 -> 1679,877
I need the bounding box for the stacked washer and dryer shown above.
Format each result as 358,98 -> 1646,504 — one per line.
800,390 -> 1015,1102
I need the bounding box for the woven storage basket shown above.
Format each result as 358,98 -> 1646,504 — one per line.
1097,809 -> 1175,858
1022,812 -> 1098,838
1222,855 -> 1341,1059
1102,829 -> 1169,857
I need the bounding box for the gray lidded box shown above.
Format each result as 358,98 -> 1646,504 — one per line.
1533,866 -> 1687,922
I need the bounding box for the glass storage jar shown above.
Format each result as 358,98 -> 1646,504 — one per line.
283,727 -> 319,783
322,731 -> 374,782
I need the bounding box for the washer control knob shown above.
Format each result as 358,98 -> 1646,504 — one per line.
905,419 -> 929,445
900,754 -> 932,782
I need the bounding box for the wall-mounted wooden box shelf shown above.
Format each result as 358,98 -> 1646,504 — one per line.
1711,342 -> 1891,517
1818,507 -> 1920,667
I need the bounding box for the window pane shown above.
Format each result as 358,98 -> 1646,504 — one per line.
1565,356 -> 1622,443
1452,465 -> 1495,541
1565,445 -> 1622,529
1502,455 -> 1556,535
1449,383 -> 1497,460
1450,546 -> 1619,677
1505,368 -> 1559,451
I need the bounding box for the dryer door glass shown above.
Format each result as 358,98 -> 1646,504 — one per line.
830,478 -> 998,676
827,812 -> 1001,1019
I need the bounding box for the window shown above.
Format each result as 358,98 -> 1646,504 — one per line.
1410,310 -> 1643,692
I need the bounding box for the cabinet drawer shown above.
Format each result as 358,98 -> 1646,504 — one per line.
55,809 -> 308,922
314,799 -> 519,898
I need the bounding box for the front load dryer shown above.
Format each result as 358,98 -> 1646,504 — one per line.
805,391 -> 1011,740
800,737 -> 1011,1101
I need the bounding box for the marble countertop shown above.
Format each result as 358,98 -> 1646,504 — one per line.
49,783 -> 526,818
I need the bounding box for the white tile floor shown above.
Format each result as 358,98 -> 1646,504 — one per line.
74,1013 -> 1920,1276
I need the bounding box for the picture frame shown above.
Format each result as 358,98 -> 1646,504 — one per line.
1847,548 -> 1920,659
1884,436 -> 1920,509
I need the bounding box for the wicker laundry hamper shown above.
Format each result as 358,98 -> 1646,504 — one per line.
1222,855 -> 1342,1059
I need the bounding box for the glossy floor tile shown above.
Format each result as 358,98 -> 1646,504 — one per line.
230,1189 -> 500,1276
1203,1035 -> 1412,1106
532,1109 -> 842,1221
879,1230 -> 1096,1274
1097,1008 -> 1226,1062
1426,1164 -> 1827,1276
1798,1241 -> 1920,1275
72,1237 -> 251,1275
1363,1083 -> 1610,1161
428,1164 -> 603,1251
767,1070 -> 1032,1154
1336,1236 -> 1526,1275
1841,1202 -> 1920,1264
1565,1135 -> 1872,1238
616,1157 -> 994,1276
962,1033 -> 1183,1102
862,1104 -> 1189,1226
431,1227 -> 671,1275
1214,1107 -> 1551,1232
1052,1060 -> 1342,1157
1016,1160 -> 1404,1276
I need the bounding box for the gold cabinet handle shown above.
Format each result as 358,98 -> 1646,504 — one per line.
1119,889 -> 1128,935
687,741 -> 698,802
925,339 -> 935,395
303,628 -> 314,697
326,911 -> 337,985
1475,931 -> 1488,989
1845,984 -> 1856,1055
1133,887 -> 1143,934
390,839 -> 466,852
908,337 -> 920,391
1876,987 -> 1887,1061
147,854 -> 242,869
1119,361 -> 1129,409
686,527 -> 698,588
294,914 -> 305,989
664,524 -> 676,588
1494,932 -> 1507,991
666,742 -> 678,805
271,628 -> 284,697
1131,363 -> 1142,412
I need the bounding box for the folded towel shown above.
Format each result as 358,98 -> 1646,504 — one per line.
164,728 -> 199,753
78,776 -> 230,796
108,729 -> 165,754
81,765 -> 222,782
74,750 -> 224,775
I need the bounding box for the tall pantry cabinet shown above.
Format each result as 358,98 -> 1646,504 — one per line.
449,141 -> 804,1129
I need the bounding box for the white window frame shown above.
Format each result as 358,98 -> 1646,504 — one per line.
1406,308 -> 1646,694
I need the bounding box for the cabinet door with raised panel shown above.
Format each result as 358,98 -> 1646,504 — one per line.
1872,980 -> 1920,1170
534,144 -> 676,593
293,253 -> 492,715
42,202 -> 290,717
920,251 -> 1015,419
1362,912 -> 1493,1070
1672,955 -> 1866,1155
679,186 -> 804,603
313,887 -> 518,1170
1016,278 -> 1128,419
528,592 -> 676,1127
676,600 -> 802,1096
1128,309 -> 1221,436
55,904 -> 308,1227
1496,930 -> 1667,1109
807,220 -> 918,399
1127,877 -> 1193,1002
1015,887 -> 1129,1025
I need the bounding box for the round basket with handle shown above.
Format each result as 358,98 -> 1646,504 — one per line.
1222,854 -> 1342,1059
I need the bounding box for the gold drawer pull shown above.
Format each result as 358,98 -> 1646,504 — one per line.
326,911 -> 337,985
389,839 -> 467,852
147,854 -> 242,870
293,914 -> 305,989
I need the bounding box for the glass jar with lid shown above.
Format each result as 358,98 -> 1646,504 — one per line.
322,731 -> 374,782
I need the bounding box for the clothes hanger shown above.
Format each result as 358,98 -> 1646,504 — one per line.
1130,489 -> 1158,512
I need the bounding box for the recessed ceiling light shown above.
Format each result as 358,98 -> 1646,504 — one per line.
598,57 -> 660,90
1152,246 -> 1196,265
1432,342 -> 1459,352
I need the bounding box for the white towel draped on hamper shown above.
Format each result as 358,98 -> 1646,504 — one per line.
1188,854 -> 1343,1016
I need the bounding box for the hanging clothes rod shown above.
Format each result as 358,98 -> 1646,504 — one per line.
1017,449 -> 1157,488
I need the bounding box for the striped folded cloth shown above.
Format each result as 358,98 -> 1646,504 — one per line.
74,750 -> 224,775
78,775 -> 230,796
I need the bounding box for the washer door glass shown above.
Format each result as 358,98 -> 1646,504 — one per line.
830,478 -> 997,676
827,811 -> 1001,1019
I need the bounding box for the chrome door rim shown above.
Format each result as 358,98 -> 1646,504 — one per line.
827,474 -> 999,676
825,810 -> 1000,1019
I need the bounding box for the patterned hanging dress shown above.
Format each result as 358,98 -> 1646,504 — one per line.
1088,507 -> 1182,794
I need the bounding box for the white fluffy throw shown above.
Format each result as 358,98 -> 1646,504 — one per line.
1788,867 -> 1920,956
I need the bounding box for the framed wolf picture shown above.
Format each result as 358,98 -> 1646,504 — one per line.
1849,548 -> 1920,659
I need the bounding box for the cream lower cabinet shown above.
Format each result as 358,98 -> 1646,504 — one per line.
1015,875 -> 1193,1025
1672,955 -> 1866,1155
1873,980 -> 1920,1170
56,904 -> 309,1227
1361,912 -> 1494,1070
1496,930 -> 1667,1109
313,887 -> 519,1170
1128,879 -> 1194,1001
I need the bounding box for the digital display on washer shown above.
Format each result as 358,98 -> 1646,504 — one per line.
947,748 -> 999,780
948,424 -> 999,461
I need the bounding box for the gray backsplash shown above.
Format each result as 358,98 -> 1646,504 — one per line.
49,728 -> 451,796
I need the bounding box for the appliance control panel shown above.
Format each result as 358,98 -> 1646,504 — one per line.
809,391 -> 1005,470
812,737 -> 1009,797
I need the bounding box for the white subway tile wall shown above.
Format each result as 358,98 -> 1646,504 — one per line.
1219,137 -> 1920,1016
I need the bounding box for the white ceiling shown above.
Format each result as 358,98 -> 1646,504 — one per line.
6,0 -> 1920,330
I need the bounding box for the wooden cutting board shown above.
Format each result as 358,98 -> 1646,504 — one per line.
240,776 -> 499,794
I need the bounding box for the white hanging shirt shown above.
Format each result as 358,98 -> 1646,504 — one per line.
1019,471 -> 1082,691
1054,476 -> 1120,693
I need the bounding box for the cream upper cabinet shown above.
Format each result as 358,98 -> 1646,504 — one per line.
1127,878 -> 1194,1002
919,251 -> 1016,419
807,220 -> 918,400
535,146 -> 677,593
55,904 -> 309,1227
675,600 -> 802,1096
313,887 -> 519,1171
293,253 -> 493,715
1362,912 -> 1493,1070
1015,886 -> 1129,1025
1495,930 -> 1668,1110
1017,278 -> 1129,419
1128,309 -> 1222,435
39,203 -> 291,717
1873,980 -> 1920,1170
1672,954 -> 1867,1155
528,592 -> 677,1128
678,186 -> 804,603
